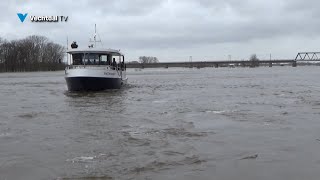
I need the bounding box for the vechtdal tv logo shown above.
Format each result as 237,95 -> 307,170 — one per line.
17,13 -> 68,23
17,13 -> 28,22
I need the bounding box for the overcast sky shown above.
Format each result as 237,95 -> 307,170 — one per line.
1,0 -> 320,61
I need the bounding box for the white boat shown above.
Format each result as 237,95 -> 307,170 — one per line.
65,26 -> 127,91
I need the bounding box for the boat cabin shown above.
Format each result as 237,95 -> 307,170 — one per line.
67,48 -> 126,70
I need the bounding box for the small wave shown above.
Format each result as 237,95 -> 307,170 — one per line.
141,128 -> 215,139
205,110 -> 226,114
122,83 -> 139,89
17,112 -> 41,119
120,131 -> 152,147
161,151 -> 185,156
56,175 -> 113,180
131,155 -> 206,174
163,128 -> 213,138
0,132 -> 11,138
152,100 -> 167,103
66,156 -> 95,163
239,154 -> 258,160
127,137 -> 151,146
66,153 -> 117,164
313,102 -> 320,106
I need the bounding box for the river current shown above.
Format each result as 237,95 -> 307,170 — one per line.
0,67 -> 320,180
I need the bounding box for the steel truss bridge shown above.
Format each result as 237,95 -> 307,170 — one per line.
295,52 -> 320,61
126,52 -> 320,69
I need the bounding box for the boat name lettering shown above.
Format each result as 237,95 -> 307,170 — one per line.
104,72 -> 115,75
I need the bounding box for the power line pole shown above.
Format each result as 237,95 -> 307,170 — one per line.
270,53 -> 272,61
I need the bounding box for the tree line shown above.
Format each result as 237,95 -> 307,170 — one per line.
139,56 -> 159,63
0,35 -> 65,72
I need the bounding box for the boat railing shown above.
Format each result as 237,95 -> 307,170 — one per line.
66,65 -> 113,70
67,65 -> 126,71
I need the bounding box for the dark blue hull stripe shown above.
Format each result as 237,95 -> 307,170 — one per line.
65,77 -> 121,91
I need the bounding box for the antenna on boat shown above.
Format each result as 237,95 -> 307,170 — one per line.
94,24 -> 97,47
67,36 -> 69,65
89,24 -> 102,48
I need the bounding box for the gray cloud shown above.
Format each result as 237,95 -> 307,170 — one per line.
1,0 -> 319,61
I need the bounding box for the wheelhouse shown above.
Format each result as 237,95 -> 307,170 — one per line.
67,48 -> 125,69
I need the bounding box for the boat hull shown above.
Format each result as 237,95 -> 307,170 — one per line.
65,77 -> 121,91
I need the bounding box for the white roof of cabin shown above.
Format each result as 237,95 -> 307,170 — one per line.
67,48 -> 123,56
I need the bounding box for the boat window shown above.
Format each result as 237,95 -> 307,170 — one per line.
99,54 -> 112,65
72,54 -> 83,65
100,55 -> 108,65
84,54 -> 99,65
72,53 -> 115,66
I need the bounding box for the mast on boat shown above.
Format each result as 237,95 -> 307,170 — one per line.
89,24 -> 102,48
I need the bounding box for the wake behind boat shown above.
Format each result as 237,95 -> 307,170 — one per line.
65,25 -> 127,91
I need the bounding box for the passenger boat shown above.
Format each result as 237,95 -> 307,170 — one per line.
65,26 -> 127,91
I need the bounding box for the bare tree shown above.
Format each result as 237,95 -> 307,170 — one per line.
139,56 -> 159,63
0,35 -> 65,72
0,38 -> 5,71
249,54 -> 259,67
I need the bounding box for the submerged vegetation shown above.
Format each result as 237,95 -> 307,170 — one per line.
0,35 -> 65,72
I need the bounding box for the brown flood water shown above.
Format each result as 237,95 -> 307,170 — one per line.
0,67 -> 320,180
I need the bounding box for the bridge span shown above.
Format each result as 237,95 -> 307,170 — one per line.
126,60 -> 296,69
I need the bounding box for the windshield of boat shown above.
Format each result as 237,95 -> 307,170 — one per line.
72,53 -> 115,65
